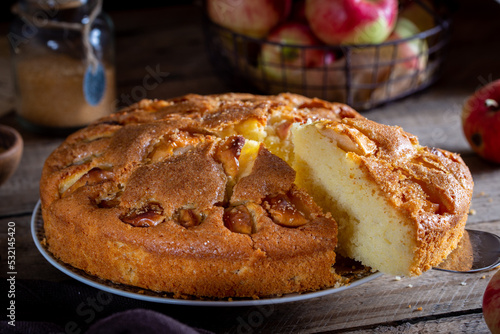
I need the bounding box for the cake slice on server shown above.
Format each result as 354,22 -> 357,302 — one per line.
291,118 -> 474,276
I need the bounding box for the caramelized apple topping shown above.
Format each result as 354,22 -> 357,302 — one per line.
265,194 -> 308,227
285,188 -> 315,219
298,98 -> 331,110
317,122 -> 376,156
122,211 -> 165,227
215,136 -> 245,179
62,168 -> 114,198
97,193 -> 122,208
148,132 -> 204,163
121,203 -> 165,227
275,119 -> 294,140
223,204 -> 253,234
408,173 -> 453,215
176,208 -> 203,228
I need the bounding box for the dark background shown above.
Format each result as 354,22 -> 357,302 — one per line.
0,1 -> 198,23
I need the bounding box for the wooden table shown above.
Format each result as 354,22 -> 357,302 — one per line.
1,1 -> 500,333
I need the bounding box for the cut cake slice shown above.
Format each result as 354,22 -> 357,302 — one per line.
291,118 -> 473,276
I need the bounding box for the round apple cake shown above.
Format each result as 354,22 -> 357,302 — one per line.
40,92 -> 473,299
40,93 -> 360,299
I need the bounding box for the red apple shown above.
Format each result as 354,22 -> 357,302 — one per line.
259,22 -> 335,82
261,22 -> 334,69
483,269 -> 500,333
462,79 -> 500,164
349,17 -> 428,103
207,0 -> 292,38
388,17 -> 428,71
304,0 -> 398,45
254,22 -> 339,100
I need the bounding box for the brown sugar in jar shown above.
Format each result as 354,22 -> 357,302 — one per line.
14,53 -> 116,130
9,0 -> 116,135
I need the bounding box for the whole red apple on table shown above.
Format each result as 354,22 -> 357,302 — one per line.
483,269 -> 500,333
206,0 -> 292,38
304,0 -> 398,45
462,79 -> 500,164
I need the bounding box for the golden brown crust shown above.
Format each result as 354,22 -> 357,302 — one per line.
230,144 -> 295,204
40,93 -> 358,298
342,118 -> 473,214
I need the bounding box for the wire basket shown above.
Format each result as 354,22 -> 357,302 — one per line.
203,1 -> 451,111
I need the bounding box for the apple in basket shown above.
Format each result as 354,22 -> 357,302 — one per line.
483,269 -> 500,333
462,79 -> 500,164
259,22 -> 335,92
261,22 -> 334,78
304,0 -> 398,45
347,16 -> 428,106
206,0 -> 292,38
388,17 -> 428,72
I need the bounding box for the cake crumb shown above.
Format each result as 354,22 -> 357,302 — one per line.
407,284 -> 413,288
481,276 -> 486,279
408,305 -> 412,309
394,276 -> 401,281
469,209 -> 476,215
460,282 -> 467,286
478,191 -> 486,197
416,307 -> 423,311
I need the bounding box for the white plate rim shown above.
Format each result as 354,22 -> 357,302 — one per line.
31,200 -> 382,307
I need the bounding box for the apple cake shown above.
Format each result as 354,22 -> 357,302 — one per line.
40,93 -> 360,299
292,119 -> 473,276
40,93 -> 473,298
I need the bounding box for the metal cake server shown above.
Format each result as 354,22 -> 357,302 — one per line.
433,229 -> 500,273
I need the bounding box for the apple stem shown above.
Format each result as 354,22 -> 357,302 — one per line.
485,99 -> 499,111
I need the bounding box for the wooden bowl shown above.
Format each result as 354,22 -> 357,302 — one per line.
0,125 -> 23,186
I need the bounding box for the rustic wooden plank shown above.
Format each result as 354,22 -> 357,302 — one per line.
0,215 -> 63,282
211,269 -> 492,334
340,313 -> 489,334
110,5 -> 232,106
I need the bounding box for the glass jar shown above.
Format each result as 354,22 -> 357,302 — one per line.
8,0 -> 116,135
